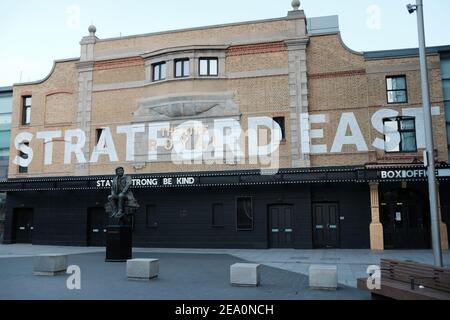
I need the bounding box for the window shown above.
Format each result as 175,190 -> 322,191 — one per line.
146,205 -> 158,228
383,117 -> 417,153
19,142 -> 29,173
446,102 -> 450,161
0,113 -> 11,125
22,96 -> 32,125
386,76 -> 408,104
96,128 -> 105,143
212,203 -> 225,228
441,54 -> 450,161
175,59 -> 190,78
236,197 -> 253,231
152,62 -> 166,81
199,58 -> 218,76
273,117 -> 286,140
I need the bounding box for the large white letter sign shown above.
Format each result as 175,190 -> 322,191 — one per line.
331,113 -> 368,153
213,119 -> 243,162
402,106 -> 440,149
172,121 -> 208,161
248,117 -> 282,157
300,113 -> 328,154
13,132 -> 34,168
37,131 -> 62,165
90,127 -> 119,163
64,129 -> 87,164
117,124 -> 145,162
371,109 -> 399,150
148,122 -> 170,161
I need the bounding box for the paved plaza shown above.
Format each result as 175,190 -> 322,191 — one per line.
0,244 -> 449,300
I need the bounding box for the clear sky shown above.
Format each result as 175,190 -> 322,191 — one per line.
1,0 -> 449,87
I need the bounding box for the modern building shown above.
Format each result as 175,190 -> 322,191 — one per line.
0,86 -> 13,241
1,3 -> 449,250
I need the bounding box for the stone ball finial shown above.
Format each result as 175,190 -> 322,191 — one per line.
88,25 -> 97,35
292,0 -> 301,10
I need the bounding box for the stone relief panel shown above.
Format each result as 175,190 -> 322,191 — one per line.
131,92 -> 241,168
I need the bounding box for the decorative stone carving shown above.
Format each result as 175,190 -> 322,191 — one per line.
134,92 -> 241,122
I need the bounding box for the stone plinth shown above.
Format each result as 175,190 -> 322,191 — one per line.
127,259 -> 159,281
33,254 -> 68,276
230,263 -> 261,287
309,265 -> 338,290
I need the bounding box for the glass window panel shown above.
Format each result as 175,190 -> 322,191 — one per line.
25,107 -> 31,124
153,64 -> 160,81
0,96 -> 12,113
395,90 -> 407,103
183,60 -> 190,76
392,77 -> 406,90
25,97 -> 32,106
386,78 -> 394,90
209,59 -> 218,75
445,102 -> 450,122
200,59 -> 208,75
0,149 -> 8,157
443,79 -> 450,99
401,132 -> 417,152
384,120 -> 400,152
0,113 -> 11,125
175,61 -> 182,77
0,131 -> 10,149
441,57 -> 450,79
401,119 -> 415,130
387,91 -> 396,103
237,197 -> 253,230
160,63 -> 166,80
447,124 -> 450,142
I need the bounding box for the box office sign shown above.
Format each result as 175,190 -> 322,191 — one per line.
378,168 -> 450,180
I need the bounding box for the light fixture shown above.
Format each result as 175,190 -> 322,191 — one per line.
406,4 -> 418,14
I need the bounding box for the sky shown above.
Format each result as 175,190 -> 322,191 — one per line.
0,0 -> 449,87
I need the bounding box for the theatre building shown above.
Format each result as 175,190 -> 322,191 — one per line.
1,3 -> 450,250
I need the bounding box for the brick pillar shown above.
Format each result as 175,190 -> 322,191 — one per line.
369,183 -> 384,250
437,183 -> 449,251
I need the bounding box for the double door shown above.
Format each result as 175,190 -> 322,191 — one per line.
13,208 -> 34,244
269,205 -> 294,248
87,208 -> 107,247
313,203 -> 340,248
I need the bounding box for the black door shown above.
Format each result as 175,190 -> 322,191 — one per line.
13,208 -> 34,244
381,188 -> 431,249
313,203 -> 340,248
269,205 -> 294,248
87,208 -> 106,247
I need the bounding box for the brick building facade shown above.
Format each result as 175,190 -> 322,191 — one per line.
1,5 -> 449,250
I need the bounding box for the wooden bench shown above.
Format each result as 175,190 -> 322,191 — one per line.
357,259 -> 450,300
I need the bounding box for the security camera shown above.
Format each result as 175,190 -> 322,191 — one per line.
407,4 -> 417,14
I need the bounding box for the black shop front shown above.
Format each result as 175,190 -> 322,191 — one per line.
0,165 -> 449,250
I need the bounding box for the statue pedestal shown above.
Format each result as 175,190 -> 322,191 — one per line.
105,225 -> 132,262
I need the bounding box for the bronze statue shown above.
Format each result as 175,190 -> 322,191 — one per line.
107,167 -> 139,221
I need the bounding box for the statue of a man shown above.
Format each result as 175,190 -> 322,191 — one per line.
108,167 -> 136,219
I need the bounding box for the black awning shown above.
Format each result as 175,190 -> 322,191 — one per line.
0,165 -> 448,192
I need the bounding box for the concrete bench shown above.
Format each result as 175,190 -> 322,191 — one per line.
127,259 -> 159,281
33,254 -> 68,276
230,263 -> 261,287
309,265 -> 338,290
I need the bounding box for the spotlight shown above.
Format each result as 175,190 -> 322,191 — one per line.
407,4 -> 417,14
